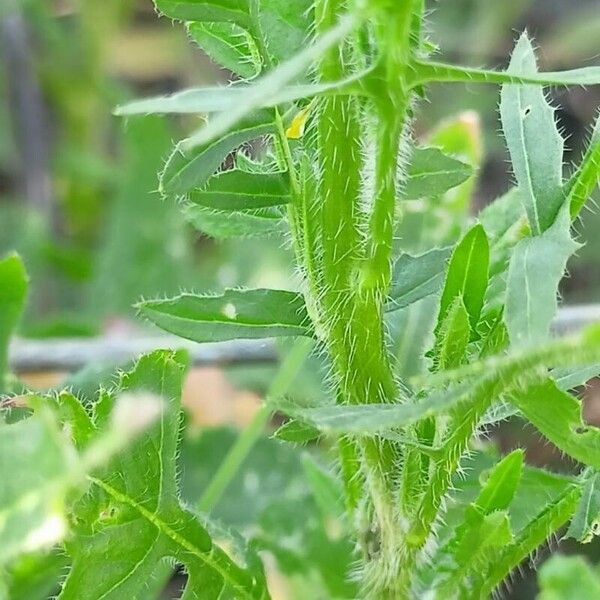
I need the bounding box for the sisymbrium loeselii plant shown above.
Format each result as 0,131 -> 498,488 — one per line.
4,0 -> 600,599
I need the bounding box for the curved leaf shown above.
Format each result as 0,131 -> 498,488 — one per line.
505,204 -> 580,346
500,33 -> 564,235
160,110 -> 276,196
60,351 -> 270,600
182,204 -> 286,238
189,170 -> 290,210
138,288 -> 312,343
437,223 -> 489,332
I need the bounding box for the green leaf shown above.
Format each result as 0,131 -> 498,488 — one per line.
179,13 -> 360,149
273,419 -> 321,444
432,297 -> 470,371
505,204 -> 580,346
554,364 -> 600,391
538,555 -> 600,600
187,21 -> 261,79
411,57 -> 600,88
0,254 -> 27,388
509,378 -> 600,469
258,0 -> 313,64
183,204 -> 286,238
387,247 -> 452,312
0,408 -> 74,565
138,288 -> 312,343
566,473 -> 600,543
500,33 -> 564,235
189,169 -> 290,210
473,449 -> 524,516
568,114 -> 600,219
160,110 -> 276,196
294,381 -> 474,435
403,147 -> 473,200
60,351 -> 269,600
154,0 -> 251,26
437,223 -> 489,332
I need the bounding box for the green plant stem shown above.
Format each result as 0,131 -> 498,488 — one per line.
198,338 -> 313,513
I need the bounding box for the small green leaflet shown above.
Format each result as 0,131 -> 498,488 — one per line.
505,203 -> 580,346
568,114 -> 600,219
509,378 -> 600,469
182,204 -> 286,238
188,170 -> 290,210
432,297 -> 470,371
60,351 -> 270,600
387,247 -> 452,312
403,147 -> 473,200
0,254 -> 27,388
187,22 -> 261,79
472,450 -> 524,517
500,33 -> 564,236
138,288 -> 312,343
566,473 -> 600,543
160,110 -> 276,196
437,223 -> 489,332
274,419 -> 321,444
538,555 -> 600,599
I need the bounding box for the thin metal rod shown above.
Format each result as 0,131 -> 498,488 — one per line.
8,305 -> 600,373
9,336 -> 278,373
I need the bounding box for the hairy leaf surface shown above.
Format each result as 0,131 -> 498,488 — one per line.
500,33 -> 564,235
60,351 -> 269,600
139,288 -> 312,342
505,204 -> 580,346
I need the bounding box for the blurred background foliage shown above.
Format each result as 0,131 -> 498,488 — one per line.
2,1 -> 600,598
1,0 -> 600,336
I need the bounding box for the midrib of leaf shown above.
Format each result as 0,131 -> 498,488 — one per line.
410,167 -> 469,181
144,307 -> 307,330
512,87 -> 541,234
88,477 -> 255,600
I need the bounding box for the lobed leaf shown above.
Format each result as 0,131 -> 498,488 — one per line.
500,33 -> 564,235
505,204 -> 580,346
138,288 -> 312,343
566,473 -> 600,543
509,378 -> 600,469
188,169 -> 290,210
60,351 -> 270,600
